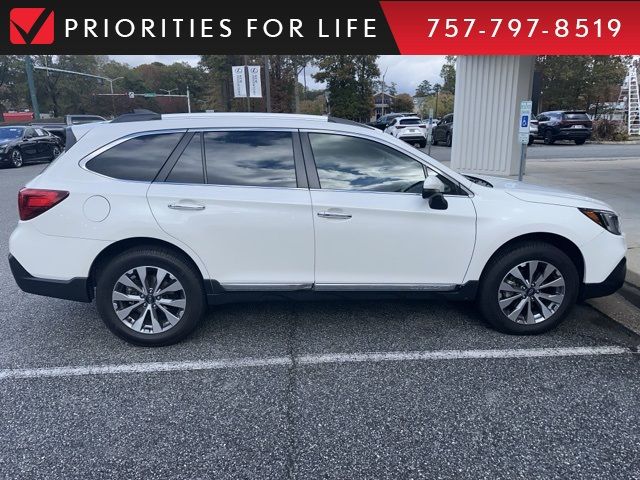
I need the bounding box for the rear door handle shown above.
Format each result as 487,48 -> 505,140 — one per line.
168,203 -> 205,211
317,211 -> 352,220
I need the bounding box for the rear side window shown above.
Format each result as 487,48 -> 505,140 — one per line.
166,134 -> 204,184
86,133 -> 183,181
204,131 -> 297,188
563,112 -> 590,121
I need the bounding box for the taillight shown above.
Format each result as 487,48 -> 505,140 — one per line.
18,188 -> 69,221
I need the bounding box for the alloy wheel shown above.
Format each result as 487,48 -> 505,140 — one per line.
111,265 -> 187,334
497,260 -> 565,324
52,146 -> 61,157
11,150 -> 23,167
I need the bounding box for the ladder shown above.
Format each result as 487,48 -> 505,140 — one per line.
617,66 -> 640,136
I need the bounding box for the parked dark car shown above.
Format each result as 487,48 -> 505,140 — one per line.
0,126 -> 63,168
369,112 -> 414,131
31,114 -> 107,146
536,111 -> 592,145
431,113 -> 454,147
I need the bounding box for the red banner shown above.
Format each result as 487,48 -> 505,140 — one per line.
381,1 -> 640,54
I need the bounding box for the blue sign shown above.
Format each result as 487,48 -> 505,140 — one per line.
521,115 -> 529,128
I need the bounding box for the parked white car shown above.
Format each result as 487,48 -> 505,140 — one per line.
384,115 -> 428,148
9,113 -> 626,346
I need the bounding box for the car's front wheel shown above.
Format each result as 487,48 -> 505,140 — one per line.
52,145 -> 62,159
95,247 -> 206,346
543,130 -> 555,145
575,138 -> 586,145
10,149 -> 23,168
446,132 -> 453,147
478,242 -> 579,334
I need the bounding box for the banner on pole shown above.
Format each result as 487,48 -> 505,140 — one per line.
248,66 -> 262,98
232,66 -> 247,98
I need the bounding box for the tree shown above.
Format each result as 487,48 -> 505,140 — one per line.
394,93 -> 414,112
313,55 -> 380,121
536,56 -> 629,113
440,55 -> 456,94
419,91 -> 455,118
414,80 -> 433,97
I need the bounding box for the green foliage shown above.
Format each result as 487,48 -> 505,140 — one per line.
440,56 -> 456,94
536,56 -> 630,112
419,91 -> 455,118
393,93 -> 415,112
313,55 -> 379,121
415,80 -> 434,97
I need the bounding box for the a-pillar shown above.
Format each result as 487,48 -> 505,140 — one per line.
450,56 -> 535,176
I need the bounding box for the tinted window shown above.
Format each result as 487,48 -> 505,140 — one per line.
399,118 -> 421,125
34,128 -> 47,137
309,133 -> 426,193
86,133 -> 183,181
167,133 -> 204,184
563,112 -> 590,121
24,128 -> 36,138
204,131 -> 297,188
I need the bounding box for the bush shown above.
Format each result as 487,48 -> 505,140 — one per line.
591,119 -> 629,142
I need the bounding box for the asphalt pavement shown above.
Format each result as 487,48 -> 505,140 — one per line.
1,163 -> 639,480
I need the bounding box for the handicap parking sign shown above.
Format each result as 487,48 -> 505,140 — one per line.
521,115 -> 529,128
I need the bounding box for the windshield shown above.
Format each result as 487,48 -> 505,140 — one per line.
0,127 -> 24,140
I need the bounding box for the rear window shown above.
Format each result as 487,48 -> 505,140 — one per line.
86,132 -> 183,181
563,112 -> 590,121
399,118 -> 421,125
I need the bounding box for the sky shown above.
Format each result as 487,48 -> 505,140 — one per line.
109,55 -> 447,95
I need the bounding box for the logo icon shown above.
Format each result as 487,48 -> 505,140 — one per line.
9,8 -> 54,45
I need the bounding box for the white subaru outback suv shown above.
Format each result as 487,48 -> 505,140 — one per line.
9,112 -> 626,346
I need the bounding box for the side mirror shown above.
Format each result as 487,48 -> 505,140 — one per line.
422,176 -> 448,210
422,176 -> 445,199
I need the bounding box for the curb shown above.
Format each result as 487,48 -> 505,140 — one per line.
626,270 -> 640,290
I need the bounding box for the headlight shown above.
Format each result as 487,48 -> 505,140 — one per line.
579,208 -> 621,235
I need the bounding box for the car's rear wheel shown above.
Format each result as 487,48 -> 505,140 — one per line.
419,140 -> 427,148
95,247 -> 205,346
574,138 -> 586,145
446,132 -> 452,147
10,149 -> 23,168
478,242 -> 579,334
543,130 -> 555,145
528,135 -> 534,146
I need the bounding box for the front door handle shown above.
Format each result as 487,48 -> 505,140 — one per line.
168,203 -> 205,211
317,211 -> 352,220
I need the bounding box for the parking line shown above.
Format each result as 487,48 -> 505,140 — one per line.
0,346 -> 633,380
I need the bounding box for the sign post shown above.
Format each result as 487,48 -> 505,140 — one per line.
518,100 -> 532,181
427,108 -> 434,156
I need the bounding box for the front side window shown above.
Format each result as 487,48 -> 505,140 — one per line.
204,131 -> 297,188
308,133 -> 426,193
86,132 -> 183,181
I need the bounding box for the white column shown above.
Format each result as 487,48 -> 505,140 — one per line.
450,56 -> 535,176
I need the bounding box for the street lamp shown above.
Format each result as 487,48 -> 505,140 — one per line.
108,77 -> 124,94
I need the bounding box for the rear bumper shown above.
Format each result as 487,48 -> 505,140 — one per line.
399,135 -> 427,143
9,254 -> 92,302
581,257 -> 626,299
554,128 -> 591,140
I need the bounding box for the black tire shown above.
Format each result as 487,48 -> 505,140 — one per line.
95,246 -> 206,346
446,132 -> 452,147
431,134 -> 438,146
477,241 -> 579,334
528,135 -> 534,146
10,149 -> 23,168
52,145 -> 62,159
574,138 -> 586,145
419,140 -> 427,148
543,130 -> 555,145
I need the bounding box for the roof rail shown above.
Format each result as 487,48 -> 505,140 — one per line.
111,109 -> 161,123
327,117 -> 375,130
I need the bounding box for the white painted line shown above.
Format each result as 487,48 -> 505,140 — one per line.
0,346 -> 632,381
0,357 -> 291,380
297,346 -> 632,365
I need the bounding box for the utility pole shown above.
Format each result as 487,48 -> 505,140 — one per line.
186,85 -> 192,113
380,66 -> 389,117
24,56 -> 40,119
263,55 -> 271,113
243,55 -> 250,112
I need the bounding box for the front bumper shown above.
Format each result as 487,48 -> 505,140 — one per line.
581,257 -> 626,299
9,254 -> 92,302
